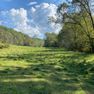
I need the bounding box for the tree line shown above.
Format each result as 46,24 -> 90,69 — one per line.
0,26 -> 44,48
45,0 -> 94,53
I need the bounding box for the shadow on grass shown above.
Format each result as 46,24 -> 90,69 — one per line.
0,49 -> 88,63
0,49 -> 94,94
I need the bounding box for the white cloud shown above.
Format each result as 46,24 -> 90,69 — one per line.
0,3 -> 62,38
28,2 -> 37,6
30,3 -> 61,35
31,7 -> 36,13
0,8 -> 28,29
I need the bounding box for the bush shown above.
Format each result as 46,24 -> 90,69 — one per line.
0,42 -> 9,49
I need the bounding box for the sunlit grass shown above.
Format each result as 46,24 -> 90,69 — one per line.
0,45 -> 94,94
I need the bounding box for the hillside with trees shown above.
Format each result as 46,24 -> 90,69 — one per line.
0,26 -> 32,46
0,26 -> 44,47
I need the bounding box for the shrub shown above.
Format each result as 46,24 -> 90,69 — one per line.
0,42 -> 9,49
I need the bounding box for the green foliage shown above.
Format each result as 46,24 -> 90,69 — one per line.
32,38 -> 44,47
0,25 -> 32,46
0,46 -> 94,94
57,1 -> 94,52
0,42 -> 9,49
44,32 -> 58,47
58,22 -> 90,52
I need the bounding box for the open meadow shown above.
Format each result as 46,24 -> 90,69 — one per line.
0,46 -> 94,94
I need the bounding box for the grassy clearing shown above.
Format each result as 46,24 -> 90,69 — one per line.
0,45 -> 94,94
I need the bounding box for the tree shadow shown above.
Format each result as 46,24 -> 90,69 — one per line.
0,49 -> 94,94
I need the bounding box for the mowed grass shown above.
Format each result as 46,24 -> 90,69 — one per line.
0,45 -> 94,94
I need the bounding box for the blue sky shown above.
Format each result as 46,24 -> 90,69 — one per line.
0,0 -> 64,38
0,0 -> 63,10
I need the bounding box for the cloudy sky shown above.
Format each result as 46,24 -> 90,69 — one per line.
0,0 -> 65,38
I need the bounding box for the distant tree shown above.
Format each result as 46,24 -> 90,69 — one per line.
32,38 -> 44,47
44,32 -> 58,47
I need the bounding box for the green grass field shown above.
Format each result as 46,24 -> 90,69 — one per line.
0,45 -> 94,94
